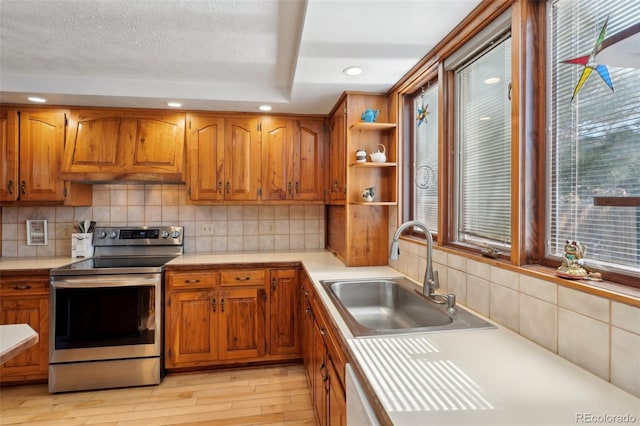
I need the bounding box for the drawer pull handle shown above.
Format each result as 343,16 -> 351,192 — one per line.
183,279 -> 201,284
13,285 -> 32,290
221,298 -> 225,313
319,327 -> 326,336
235,276 -> 251,281
212,298 -> 216,312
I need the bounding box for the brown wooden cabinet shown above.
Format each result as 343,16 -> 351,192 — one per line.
224,117 -> 262,201
327,92 -> 396,266
61,109 -> 185,182
328,99 -> 347,203
0,108 -> 91,205
0,273 -> 49,383
301,272 -> 347,425
165,268 -> 267,369
261,118 -> 326,202
269,269 -> 301,356
187,114 -> 225,201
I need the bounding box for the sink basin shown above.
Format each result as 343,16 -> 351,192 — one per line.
320,277 -> 495,337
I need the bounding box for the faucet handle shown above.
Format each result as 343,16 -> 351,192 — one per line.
433,270 -> 440,289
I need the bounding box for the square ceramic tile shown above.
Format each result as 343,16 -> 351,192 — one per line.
127,188 -> 145,206
2,223 -> 18,240
161,206 -> 179,222
211,236 -> 228,252
519,275 -> 557,304
290,205 -> 305,219
489,266 -> 518,290
178,205 -> 196,222
447,267 -> 467,305
447,253 -> 466,272
558,287 -> 609,322
2,241 -> 17,257
243,236 -> 259,251
466,275 -> 490,317
490,283 -> 519,331
304,205 -> 323,219
290,220 -> 305,235
212,221 -> 227,236
227,221 -> 243,236
519,294 -> 558,352
558,308 -> 609,380
274,205 -> 290,220
259,220 -> 275,235
227,236 -> 243,251
290,235 -> 305,250
144,186 -> 162,206
55,207 -> 75,222
1,207 -> 18,223
243,220 -> 259,236
195,236 -> 212,252
111,206 -> 128,222
110,188 -> 128,206
243,206 -> 259,220
227,206 -> 243,220
304,233 -> 322,249
610,327 -> 640,398
195,206 -> 212,221
259,205 -> 275,220
611,302 -> 640,335
274,235 -> 290,250
432,249 -> 447,265
127,206 -> 145,223
162,187 -> 179,205
275,220 -> 289,234
466,259 -> 490,280
259,235 -> 275,250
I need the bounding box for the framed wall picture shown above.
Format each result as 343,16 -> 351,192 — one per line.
26,220 -> 48,245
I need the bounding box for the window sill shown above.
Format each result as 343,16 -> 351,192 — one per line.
428,243 -> 640,307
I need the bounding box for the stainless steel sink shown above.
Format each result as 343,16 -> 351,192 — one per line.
320,277 -> 495,337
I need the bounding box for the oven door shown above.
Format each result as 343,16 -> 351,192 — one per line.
49,274 -> 161,364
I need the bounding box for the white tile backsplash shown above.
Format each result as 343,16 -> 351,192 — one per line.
610,327 -> 640,396
558,286 -> 610,323
1,183 -> 325,256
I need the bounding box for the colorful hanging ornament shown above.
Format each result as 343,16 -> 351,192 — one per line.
416,87 -> 429,127
562,16 -> 614,101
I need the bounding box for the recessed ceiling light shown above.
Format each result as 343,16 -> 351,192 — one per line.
258,105 -> 272,112
343,66 -> 363,76
484,77 -> 501,85
167,102 -> 182,108
28,96 -> 47,103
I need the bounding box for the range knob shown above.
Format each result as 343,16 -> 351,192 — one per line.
171,230 -> 181,238
160,230 -> 170,239
108,231 -> 118,239
96,231 -> 107,239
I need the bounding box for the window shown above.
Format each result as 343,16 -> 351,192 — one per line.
411,83 -> 439,233
453,34 -> 512,250
548,0 -> 640,277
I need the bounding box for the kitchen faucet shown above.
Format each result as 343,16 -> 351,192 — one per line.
390,220 -> 455,310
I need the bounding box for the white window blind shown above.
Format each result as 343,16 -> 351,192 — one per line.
454,36 -> 512,247
413,84 -> 439,233
548,0 -> 640,275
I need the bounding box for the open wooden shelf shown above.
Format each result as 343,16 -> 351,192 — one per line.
350,201 -> 397,206
349,122 -> 397,131
350,162 -> 397,168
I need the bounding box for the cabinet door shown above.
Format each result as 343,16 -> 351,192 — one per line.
270,269 -> 301,356
19,110 -> 66,201
261,118 -> 293,201
329,103 -> 346,202
187,114 -> 225,201
0,297 -> 49,381
0,108 -> 19,202
327,358 -> 347,426
63,110 -> 123,173
302,281 -> 315,388
312,320 -> 329,426
165,290 -> 219,367
218,288 -> 266,360
224,117 -> 261,200
127,112 -> 185,174
294,120 -> 325,201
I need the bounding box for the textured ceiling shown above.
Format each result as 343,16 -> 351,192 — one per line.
0,0 -> 482,114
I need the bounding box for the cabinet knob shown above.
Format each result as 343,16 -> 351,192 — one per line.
221,298 -> 225,313
21,181 -> 26,195
225,182 -> 230,194
212,298 -> 216,312
271,277 -> 277,290
7,180 -> 13,195
288,182 -> 292,194
217,181 -> 223,193
295,182 -> 300,193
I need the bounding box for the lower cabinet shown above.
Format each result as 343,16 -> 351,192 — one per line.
164,265 -> 300,370
301,272 -> 347,426
0,274 -> 49,384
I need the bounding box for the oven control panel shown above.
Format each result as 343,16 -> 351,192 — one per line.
93,226 -> 183,246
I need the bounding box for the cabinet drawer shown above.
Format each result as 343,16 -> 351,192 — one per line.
166,271 -> 218,289
0,278 -> 49,297
220,269 -> 266,287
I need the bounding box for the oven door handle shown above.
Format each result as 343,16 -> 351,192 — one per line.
51,276 -> 160,288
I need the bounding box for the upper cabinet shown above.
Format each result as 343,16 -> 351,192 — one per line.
328,100 -> 346,203
60,109 -> 186,182
187,114 -> 261,202
0,108 -> 91,205
261,118 -> 326,201
187,114 -> 325,203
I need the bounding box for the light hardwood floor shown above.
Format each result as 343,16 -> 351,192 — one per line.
0,364 -> 317,426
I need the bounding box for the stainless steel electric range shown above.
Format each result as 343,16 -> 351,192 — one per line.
48,226 -> 183,393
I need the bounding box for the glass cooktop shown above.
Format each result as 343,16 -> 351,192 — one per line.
50,256 -> 177,276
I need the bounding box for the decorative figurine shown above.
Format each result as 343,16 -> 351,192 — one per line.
557,240 -> 588,278
362,187 -> 375,202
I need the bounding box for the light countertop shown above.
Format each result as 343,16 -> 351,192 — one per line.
0,324 -> 38,365
3,251 -> 639,425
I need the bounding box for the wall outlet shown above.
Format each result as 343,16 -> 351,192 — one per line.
201,223 -> 214,236
61,224 -> 73,238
